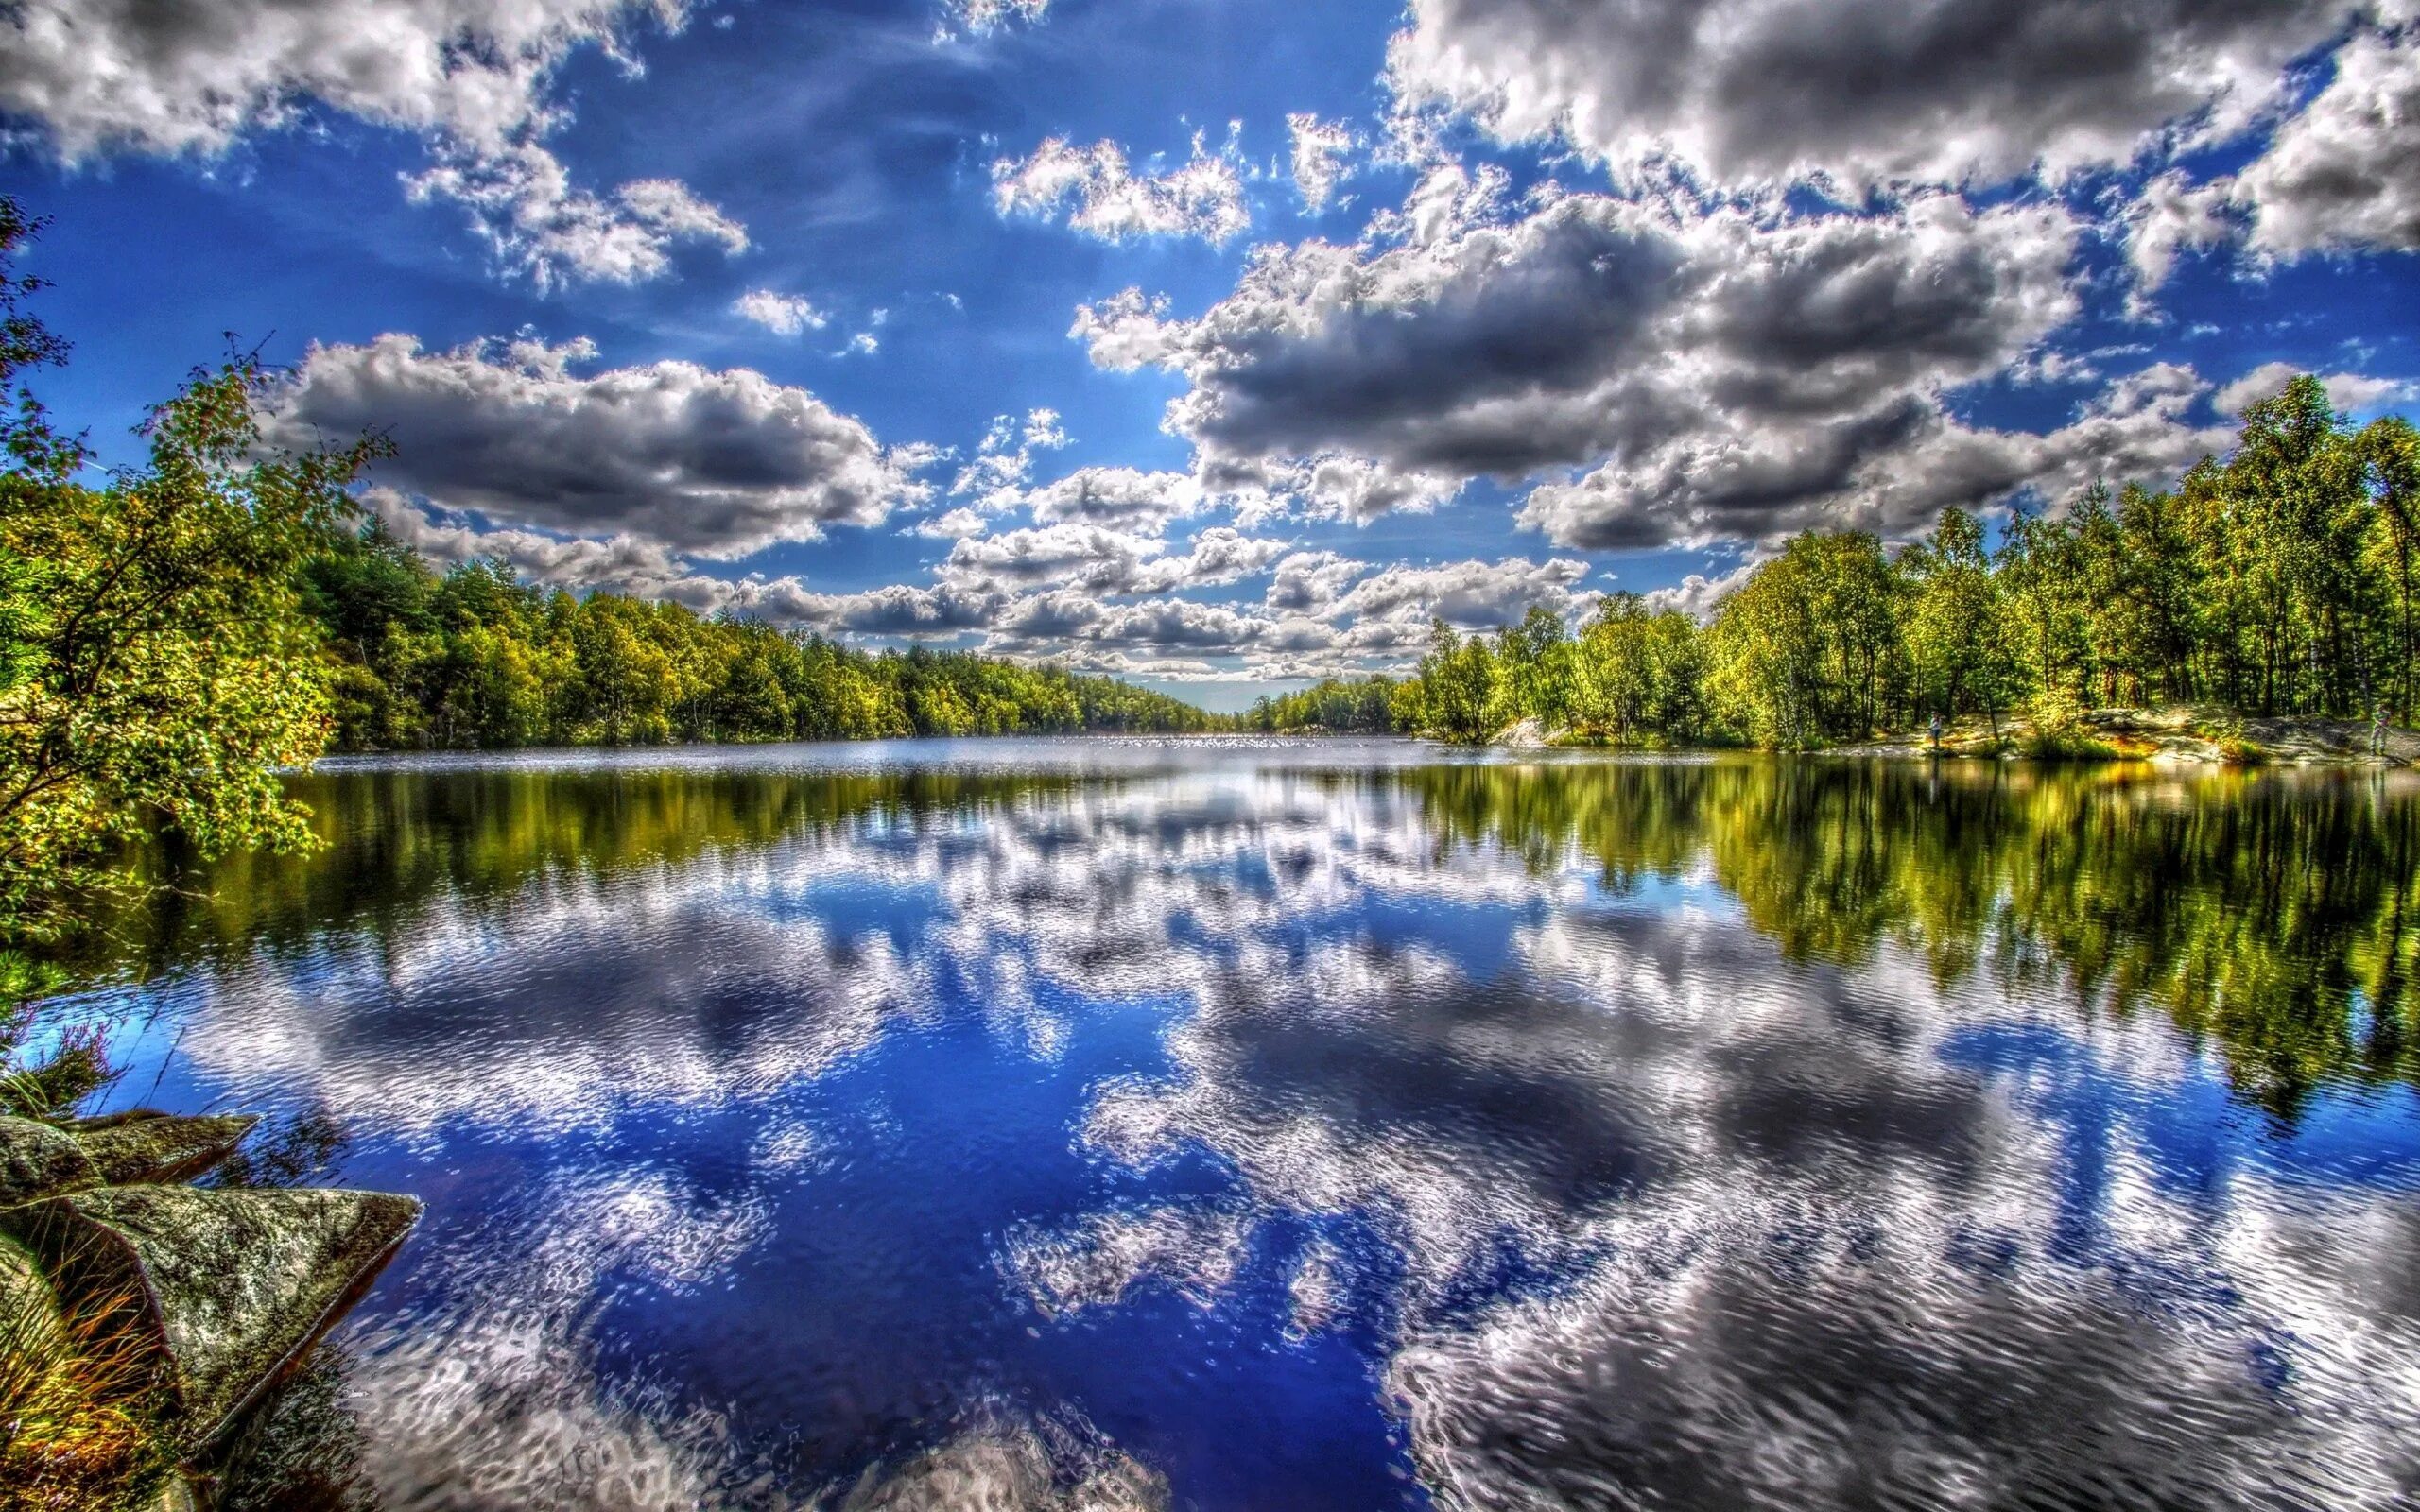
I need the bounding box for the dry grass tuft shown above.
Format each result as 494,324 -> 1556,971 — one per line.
2,1240 -> 164,1512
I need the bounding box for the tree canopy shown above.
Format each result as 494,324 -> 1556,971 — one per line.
1356,377 -> 2420,749
0,202 -> 382,942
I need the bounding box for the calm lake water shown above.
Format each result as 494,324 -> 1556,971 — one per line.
43,738 -> 2420,1510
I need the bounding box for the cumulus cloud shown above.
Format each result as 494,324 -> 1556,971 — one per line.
1082,189 -> 2089,544
2235,24 -> 2420,258
940,524 -> 1287,597
2125,170 -> 2239,300
1642,558 -> 1763,622
913,506 -> 993,540
2214,361 -> 2420,416
1294,456 -> 1464,524
769,581 -> 1006,639
1264,551 -> 1366,615
948,408 -> 1075,511
1025,468 -> 1207,530
2123,21 -> 2420,302
994,130 -> 1251,245
407,147 -> 747,287
1323,557 -> 1594,633
1383,0 -> 2358,190
262,334 -> 928,558
0,0 -> 745,286
994,593 -> 1277,655
732,290 -> 829,335
1286,114 -> 1358,212
1520,362 -> 2233,549
366,489 -> 746,608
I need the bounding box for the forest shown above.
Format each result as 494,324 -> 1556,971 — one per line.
1272,377 -> 2420,748
301,524 -> 1213,751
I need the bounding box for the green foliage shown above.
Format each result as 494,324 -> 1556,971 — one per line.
0,203 -> 384,947
296,521 -> 1216,751
1570,593 -> 1703,746
1401,374 -> 2420,749
1245,676 -> 1399,733
0,1025 -> 108,1120
1412,619 -> 1505,744
1700,531 -> 1905,748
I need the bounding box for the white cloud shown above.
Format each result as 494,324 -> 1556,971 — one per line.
939,0 -> 1049,38
994,130 -> 1251,245
1287,114 -> 1359,212
1642,558 -> 1762,623
2214,361 -> 2420,417
1295,456 -> 1464,524
733,290 -> 829,335
262,333 -> 928,558
1517,361 -> 2233,550
2236,25 -> 2420,259
1383,0 -> 2358,191
950,409 -> 1076,511
366,490 -> 756,610
939,523 -> 1288,597
767,581 -> 1005,638
0,0 -> 744,286
2122,22 -> 2420,305
2125,170 -> 2238,301
913,507 -> 993,540
1081,188 -> 2088,544
1322,557 -> 1594,633
1265,551 -> 1368,614
407,148 -> 747,288
1018,467 -> 1210,530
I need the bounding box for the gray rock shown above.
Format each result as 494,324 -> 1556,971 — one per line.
2,1184 -> 420,1452
0,1112 -> 101,1206
72,1111 -> 260,1187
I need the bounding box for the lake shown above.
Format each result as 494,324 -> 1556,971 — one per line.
43,739 -> 2420,1510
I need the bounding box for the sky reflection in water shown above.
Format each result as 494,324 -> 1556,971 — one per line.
54,740 -> 2420,1510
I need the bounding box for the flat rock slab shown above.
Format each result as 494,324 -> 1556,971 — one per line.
2,1185 -> 420,1452
72,1111 -> 259,1188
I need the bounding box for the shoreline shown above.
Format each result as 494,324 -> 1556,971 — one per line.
1478,707 -> 2419,767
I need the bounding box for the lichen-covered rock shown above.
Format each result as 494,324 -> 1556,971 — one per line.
0,1112 -> 101,1206
1,1185 -> 420,1452
71,1111 -> 260,1188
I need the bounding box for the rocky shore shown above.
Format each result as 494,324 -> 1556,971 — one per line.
1,1108 -> 418,1509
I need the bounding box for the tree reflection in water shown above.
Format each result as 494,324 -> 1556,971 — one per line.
47,746 -> 2420,1511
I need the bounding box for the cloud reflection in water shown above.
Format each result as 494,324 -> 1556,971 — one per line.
69,746 -> 2420,1509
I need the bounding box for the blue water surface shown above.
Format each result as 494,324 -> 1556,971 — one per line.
43,740 -> 2420,1511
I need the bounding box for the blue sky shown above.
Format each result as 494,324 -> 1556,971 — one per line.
4,0 -> 2418,710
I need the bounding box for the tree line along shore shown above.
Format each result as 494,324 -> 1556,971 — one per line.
1253,376 -> 2420,762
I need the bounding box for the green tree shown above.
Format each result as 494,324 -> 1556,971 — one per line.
1414,619 -> 1503,744
1903,507 -> 2017,734
2361,416 -> 2420,720
0,205 -> 383,938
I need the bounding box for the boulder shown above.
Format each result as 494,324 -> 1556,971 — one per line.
0,1113 -> 101,1205
1,1185 -> 420,1452
72,1111 -> 260,1188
